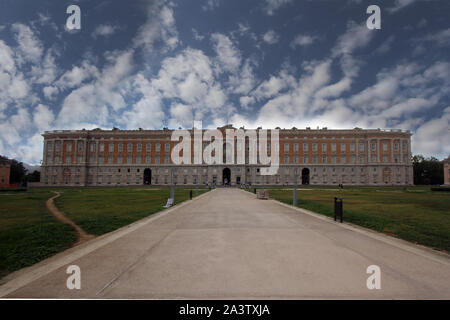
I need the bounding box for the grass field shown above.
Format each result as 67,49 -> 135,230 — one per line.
0,189 -> 76,280
0,186 -> 207,280
265,186 -> 450,252
53,187 -> 208,235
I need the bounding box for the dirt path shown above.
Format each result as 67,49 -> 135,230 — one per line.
46,191 -> 95,245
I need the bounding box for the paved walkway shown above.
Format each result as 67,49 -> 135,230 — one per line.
2,188 -> 449,298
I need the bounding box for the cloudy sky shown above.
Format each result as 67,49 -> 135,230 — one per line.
0,0 -> 449,165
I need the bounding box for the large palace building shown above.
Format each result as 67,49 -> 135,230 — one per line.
40,126 -> 413,186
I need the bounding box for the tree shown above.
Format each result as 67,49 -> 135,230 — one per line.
25,170 -> 40,183
412,155 -> 444,185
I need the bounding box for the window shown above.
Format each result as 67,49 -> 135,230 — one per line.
99,143 -> 104,152
350,155 -> 355,164
127,143 -> 132,152
340,143 -> 346,152
118,155 -> 122,163
331,156 -> 336,164
89,143 -> 95,152
350,143 -> 355,152
55,141 -> 61,152
164,155 -> 170,164
394,142 -> 399,151
137,143 -> 142,152
165,143 -> 170,153
303,155 -> 308,163
312,143 -> 317,152
77,156 -> 82,163
284,155 -> 289,163
294,155 -> 299,163
109,143 -> 114,152
136,155 -> 141,164
66,156 -> 71,164
155,143 -> 161,152
383,155 -> 388,162
303,142 -> 308,152
77,141 -> 83,152
359,155 -> 364,164
108,155 -> 113,164
67,142 -> 73,152
127,155 -> 132,163
293,143 -> 299,152
322,154 -> 327,163
322,143 -> 327,152
371,142 -> 376,151
146,143 -> 151,152
371,155 -> 377,162
146,155 -> 150,163
284,143 -> 289,152
382,142 -> 388,152
313,155 -> 318,163
155,156 -> 160,163
359,143 -> 365,152
331,143 -> 336,152
340,155 -> 346,164
118,143 -> 123,152
99,155 -> 104,164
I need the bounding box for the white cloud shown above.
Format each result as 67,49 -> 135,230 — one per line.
149,48 -> 229,126
332,21 -> 374,57
420,28 -> 450,47
227,59 -> 257,95
211,33 -> 242,73
11,23 -> 43,64
264,0 -> 293,16
56,61 -> 98,89
92,24 -> 118,38
56,50 -> 134,128
43,86 -> 58,100
262,30 -> 279,44
290,34 -> 317,48
387,0 -> 418,13
33,104 -> 54,131
412,107 -> 450,158
133,1 -> 178,53
192,28 -> 204,41
202,0 -> 220,11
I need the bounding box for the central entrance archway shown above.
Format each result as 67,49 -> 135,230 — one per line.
143,168 -> 152,185
301,168 -> 310,185
222,168 -> 231,185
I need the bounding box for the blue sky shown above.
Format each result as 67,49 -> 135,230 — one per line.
0,0 -> 449,164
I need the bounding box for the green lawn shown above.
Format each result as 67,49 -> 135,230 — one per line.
0,190 -> 77,280
0,186 -> 208,280
266,186 -> 450,252
53,187 -> 208,235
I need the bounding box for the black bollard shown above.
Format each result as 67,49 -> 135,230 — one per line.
334,197 -> 343,223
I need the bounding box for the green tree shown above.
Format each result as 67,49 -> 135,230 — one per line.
412,155 -> 444,185
25,170 -> 40,183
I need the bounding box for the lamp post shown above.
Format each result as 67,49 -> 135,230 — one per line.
170,168 -> 175,201
293,168 -> 298,206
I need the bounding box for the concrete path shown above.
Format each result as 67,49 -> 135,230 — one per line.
1,188 -> 449,299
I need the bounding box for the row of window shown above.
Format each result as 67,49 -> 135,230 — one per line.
46,140 -> 409,155
46,152 -> 410,165
282,141 -> 408,153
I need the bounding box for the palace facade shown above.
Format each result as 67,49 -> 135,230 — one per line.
40,126 -> 413,186
0,159 -> 11,187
